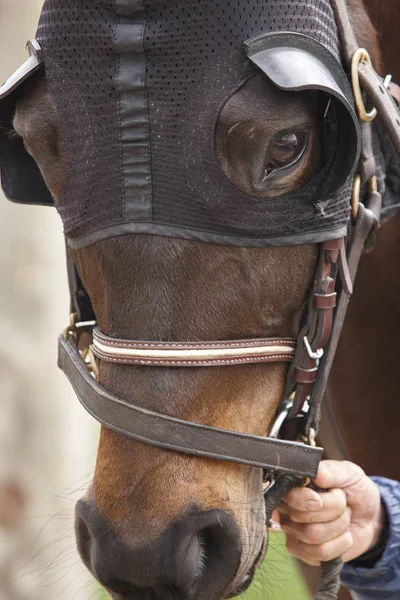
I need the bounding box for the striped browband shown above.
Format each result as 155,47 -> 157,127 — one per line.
91,327 -> 296,367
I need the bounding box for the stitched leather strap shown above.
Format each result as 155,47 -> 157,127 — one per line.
58,333 -> 323,477
92,328 -> 296,367
307,199 -> 380,432
358,63 -> 400,156
331,0 -> 400,155
331,0 -> 359,63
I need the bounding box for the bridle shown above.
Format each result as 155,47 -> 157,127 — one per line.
60,206 -> 375,479
58,5 -> 400,597
60,0 -> 399,488
59,187 -> 376,599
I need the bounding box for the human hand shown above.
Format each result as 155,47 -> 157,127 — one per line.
277,460 -> 385,566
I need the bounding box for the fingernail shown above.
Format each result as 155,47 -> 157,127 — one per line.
306,498 -> 322,511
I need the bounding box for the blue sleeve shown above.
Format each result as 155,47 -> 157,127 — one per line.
340,477 -> 400,600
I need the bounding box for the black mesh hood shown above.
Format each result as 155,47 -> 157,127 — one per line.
26,0 -> 360,247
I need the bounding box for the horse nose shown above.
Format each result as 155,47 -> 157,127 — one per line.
75,498 -> 242,600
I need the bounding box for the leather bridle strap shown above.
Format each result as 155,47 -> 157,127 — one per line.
58,333 -> 322,477
306,201 -> 379,433
66,242 -> 95,323
332,0 -> 400,155
91,329 -> 296,367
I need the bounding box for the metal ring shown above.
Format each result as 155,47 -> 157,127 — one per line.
351,48 -> 377,122
269,395 -> 294,438
352,174 -> 361,221
369,175 -> 377,193
352,174 -> 377,221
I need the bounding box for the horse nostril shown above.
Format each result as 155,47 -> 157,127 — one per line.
75,501 -> 242,600
75,511 -> 92,569
198,526 -> 218,573
193,515 -> 242,591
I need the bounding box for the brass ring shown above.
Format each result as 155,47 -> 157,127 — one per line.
351,48 -> 377,122
352,174 -> 361,221
369,175 -> 377,193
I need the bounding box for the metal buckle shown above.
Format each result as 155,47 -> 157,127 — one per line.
81,347 -> 100,381
63,314 -> 98,379
63,313 -> 96,341
303,336 -> 323,363
63,312 -> 78,340
269,395 -> 294,438
263,473 -> 276,498
301,427 -> 317,488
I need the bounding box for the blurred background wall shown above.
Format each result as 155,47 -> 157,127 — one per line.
0,1 -> 98,598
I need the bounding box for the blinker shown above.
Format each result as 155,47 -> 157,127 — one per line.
0,40 -> 53,207
244,32 -> 361,198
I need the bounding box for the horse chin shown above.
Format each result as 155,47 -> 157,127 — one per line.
225,534 -> 267,598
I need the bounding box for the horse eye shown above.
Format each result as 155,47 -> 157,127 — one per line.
265,132 -> 307,176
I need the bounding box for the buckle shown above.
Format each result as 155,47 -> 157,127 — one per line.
63,312 -> 78,341
81,347 -> 100,381
301,427 -> 317,488
351,173 -> 377,221
62,314 -> 98,379
263,472 -> 276,498
63,313 -> 96,341
303,336 -> 323,363
269,395 -> 294,438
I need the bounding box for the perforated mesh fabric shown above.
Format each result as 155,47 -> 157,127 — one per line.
35,0 -> 354,247
36,1 -> 123,237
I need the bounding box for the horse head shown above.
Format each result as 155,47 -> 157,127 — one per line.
14,67 -> 322,599
1,0 -> 384,598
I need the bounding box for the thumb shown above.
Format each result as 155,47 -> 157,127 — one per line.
313,460 -> 365,491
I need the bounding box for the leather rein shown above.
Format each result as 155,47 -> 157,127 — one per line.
57,0 -> 399,596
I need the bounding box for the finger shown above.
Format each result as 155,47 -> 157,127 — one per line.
286,543 -> 321,567
314,460 -> 364,492
281,486 -> 323,512
280,488 -> 347,524
285,531 -> 353,563
281,507 -> 351,545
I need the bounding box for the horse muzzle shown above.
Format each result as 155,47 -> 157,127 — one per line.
75,497 -> 243,600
